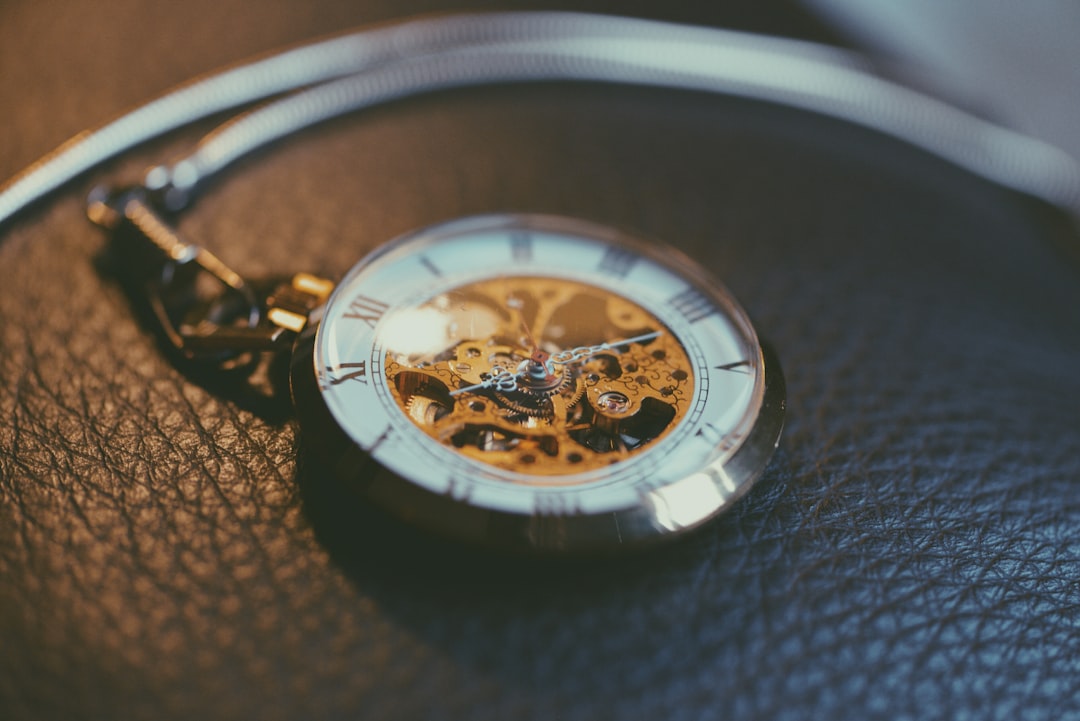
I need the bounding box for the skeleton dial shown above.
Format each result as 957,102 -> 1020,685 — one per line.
307,215 -> 777,546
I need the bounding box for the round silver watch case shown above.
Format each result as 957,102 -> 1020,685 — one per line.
290,214 -> 785,552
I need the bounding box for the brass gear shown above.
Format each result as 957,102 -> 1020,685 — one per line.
405,394 -> 447,426
496,369 -> 585,418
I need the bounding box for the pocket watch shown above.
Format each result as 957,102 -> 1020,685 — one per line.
288,213 -> 785,551
86,189 -> 784,552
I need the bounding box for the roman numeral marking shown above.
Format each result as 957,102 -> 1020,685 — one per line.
326,361 -> 368,386
533,492 -> 580,516
715,360 -> 751,373
418,255 -> 442,277
596,245 -> 638,278
669,287 -> 714,323
510,231 -> 533,263
369,425 -> 395,453
446,476 -> 473,501
343,294 -> 388,328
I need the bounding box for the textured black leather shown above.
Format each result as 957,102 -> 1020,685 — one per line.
3,2 -> 1079,720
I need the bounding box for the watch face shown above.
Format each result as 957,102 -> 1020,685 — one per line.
299,215 -> 783,551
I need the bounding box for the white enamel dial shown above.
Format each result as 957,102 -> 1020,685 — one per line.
293,215 -> 783,551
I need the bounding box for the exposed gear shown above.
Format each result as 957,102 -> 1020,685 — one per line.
405,394 -> 445,425
496,370 -> 585,418
384,275 -> 693,475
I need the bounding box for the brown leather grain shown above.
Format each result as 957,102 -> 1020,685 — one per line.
2,2 -> 1079,720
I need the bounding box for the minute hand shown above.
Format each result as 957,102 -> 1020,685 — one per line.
550,331 -> 663,366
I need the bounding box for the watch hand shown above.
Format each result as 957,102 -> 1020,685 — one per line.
449,365 -> 519,397
550,330 -> 663,366
448,330 -> 662,396
520,318 -> 551,365
516,318 -> 563,388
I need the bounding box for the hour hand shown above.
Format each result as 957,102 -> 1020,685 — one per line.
449,366 -> 519,397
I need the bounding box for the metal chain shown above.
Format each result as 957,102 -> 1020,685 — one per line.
2,11 -> 1079,225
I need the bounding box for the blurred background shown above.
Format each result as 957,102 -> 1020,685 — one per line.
1,3 -> 1078,721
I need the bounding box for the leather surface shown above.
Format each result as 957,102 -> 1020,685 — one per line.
2,2 -> 1079,720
